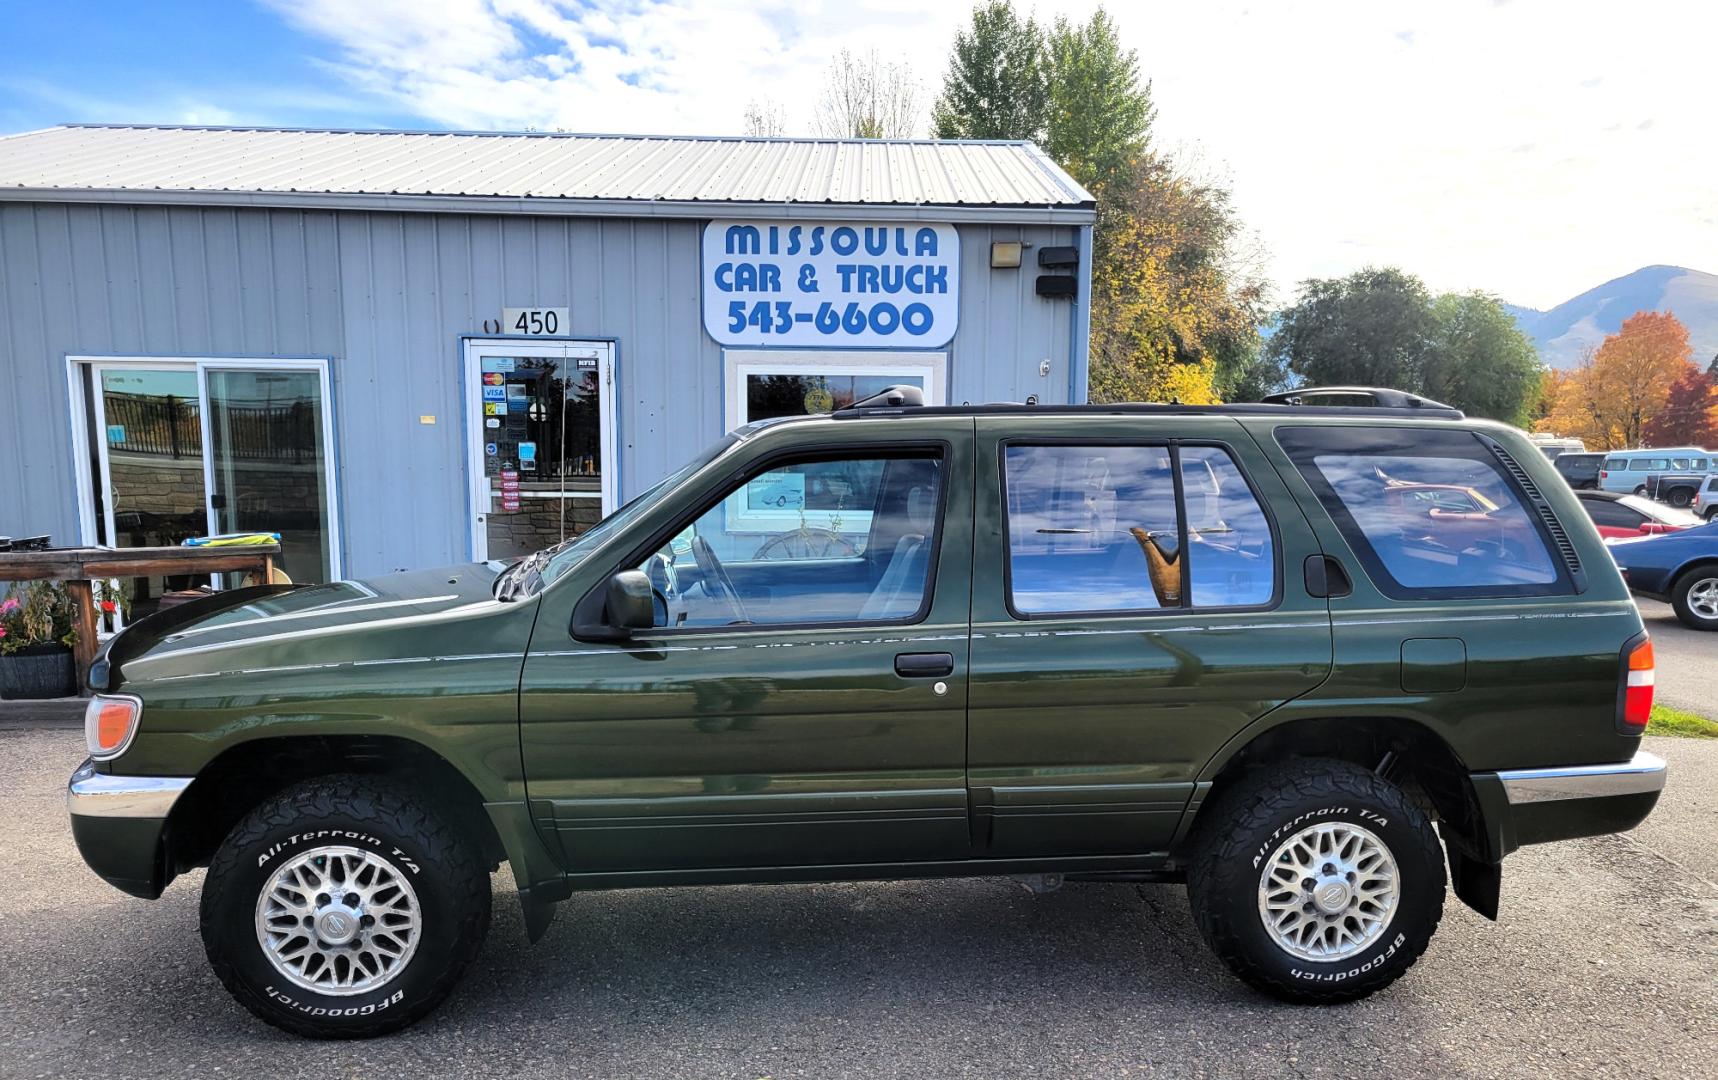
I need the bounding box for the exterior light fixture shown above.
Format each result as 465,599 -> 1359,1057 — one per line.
990,241 -> 1023,269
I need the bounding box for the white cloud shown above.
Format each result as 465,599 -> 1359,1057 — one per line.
262,0 -> 1718,309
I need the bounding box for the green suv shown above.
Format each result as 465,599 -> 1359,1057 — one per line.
68,398 -> 1667,1038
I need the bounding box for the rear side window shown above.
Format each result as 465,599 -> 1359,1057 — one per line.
1002,443 -> 1276,615
1277,427 -> 1569,599
1602,457 -> 1622,471
1584,499 -> 1644,528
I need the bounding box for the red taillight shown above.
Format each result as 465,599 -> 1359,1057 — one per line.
1620,636 -> 1654,733
1600,470 -> 1609,478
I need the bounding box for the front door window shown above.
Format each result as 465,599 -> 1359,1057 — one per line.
636,452 -> 944,629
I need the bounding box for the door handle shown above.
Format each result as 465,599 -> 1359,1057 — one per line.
895,652 -> 954,678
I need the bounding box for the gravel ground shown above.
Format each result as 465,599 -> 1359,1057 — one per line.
1,727 -> 1713,1079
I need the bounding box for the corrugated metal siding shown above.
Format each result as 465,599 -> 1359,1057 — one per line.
0,202 -> 1078,577
0,126 -> 1093,210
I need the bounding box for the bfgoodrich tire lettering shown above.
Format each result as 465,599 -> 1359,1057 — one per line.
200,775 -> 491,1038
1187,759 -> 1446,1003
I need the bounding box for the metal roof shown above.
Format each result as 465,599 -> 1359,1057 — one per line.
0,124 -> 1095,223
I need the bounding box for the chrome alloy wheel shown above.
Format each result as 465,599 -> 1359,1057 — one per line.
1257,821 -> 1399,962
254,845 -> 422,996
1687,577 -> 1718,621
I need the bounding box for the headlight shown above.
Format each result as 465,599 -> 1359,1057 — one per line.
84,694 -> 142,760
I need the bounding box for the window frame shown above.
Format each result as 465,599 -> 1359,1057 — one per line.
997,437 -> 1284,621
576,439 -> 954,637
1276,425 -> 1577,602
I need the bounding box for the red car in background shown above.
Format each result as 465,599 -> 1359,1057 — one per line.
1575,489 -> 1703,538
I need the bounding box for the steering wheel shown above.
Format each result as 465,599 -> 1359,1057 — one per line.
691,535 -> 750,624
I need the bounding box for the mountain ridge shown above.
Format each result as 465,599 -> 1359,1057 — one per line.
1509,265 -> 1718,369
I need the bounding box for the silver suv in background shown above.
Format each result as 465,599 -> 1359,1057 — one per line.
1692,476 -> 1718,522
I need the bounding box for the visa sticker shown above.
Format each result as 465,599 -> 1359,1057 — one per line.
483,385 -> 506,401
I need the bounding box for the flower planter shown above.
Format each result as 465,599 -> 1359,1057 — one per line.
0,643 -> 78,699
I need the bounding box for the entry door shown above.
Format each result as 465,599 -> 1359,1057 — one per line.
464,340 -> 617,562
966,415 -> 1333,859
520,428 -> 976,876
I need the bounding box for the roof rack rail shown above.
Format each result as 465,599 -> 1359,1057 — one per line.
1259,386 -> 1462,416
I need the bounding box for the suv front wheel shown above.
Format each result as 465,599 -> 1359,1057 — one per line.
1187,759 -> 1445,1003
199,775 -> 492,1038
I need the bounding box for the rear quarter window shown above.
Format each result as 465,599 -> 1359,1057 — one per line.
1276,427 -> 1572,600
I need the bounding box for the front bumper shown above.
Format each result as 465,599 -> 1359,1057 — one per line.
67,759 -> 192,898
1477,750 -> 1667,855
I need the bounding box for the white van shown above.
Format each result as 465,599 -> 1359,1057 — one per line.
1597,447 -> 1713,493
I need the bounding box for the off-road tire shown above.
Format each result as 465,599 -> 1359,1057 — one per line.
1186,759 -> 1445,1003
1669,565 -> 1718,631
200,775 -> 491,1038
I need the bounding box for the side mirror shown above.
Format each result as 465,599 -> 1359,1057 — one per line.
604,569 -> 655,632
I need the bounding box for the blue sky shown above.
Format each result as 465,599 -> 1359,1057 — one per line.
2,1 -> 1713,310
0,1 -> 426,131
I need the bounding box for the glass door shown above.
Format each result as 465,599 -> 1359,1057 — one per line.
92,364 -> 211,616
465,340 -> 616,562
204,365 -> 337,584
82,357 -> 342,615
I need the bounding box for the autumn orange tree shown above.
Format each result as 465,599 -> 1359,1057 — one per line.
1539,311 -> 1694,449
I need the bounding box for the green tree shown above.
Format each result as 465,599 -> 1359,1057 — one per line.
1045,7 -> 1154,197
931,1 -> 1050,141
1423,292 -> 1545,425
1088,155 -> 1261,405
1269,268 -> 1436,390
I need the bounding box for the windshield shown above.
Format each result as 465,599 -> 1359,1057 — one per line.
533,433 -> 739,588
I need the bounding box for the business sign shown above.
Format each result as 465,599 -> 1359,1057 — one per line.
702,221 -> 959,348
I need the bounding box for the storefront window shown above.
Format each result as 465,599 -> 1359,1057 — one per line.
721,351 -> 946,535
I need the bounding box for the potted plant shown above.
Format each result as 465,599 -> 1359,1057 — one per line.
0,581 -> 80,699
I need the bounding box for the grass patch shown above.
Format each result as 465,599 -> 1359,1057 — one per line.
1649,704 -> 1718,739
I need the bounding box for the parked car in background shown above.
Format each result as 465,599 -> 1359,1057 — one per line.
1598,448 -> 1713,494
1575,490 -> 1702,539
1609,522 -> 1718,629
1530,435 -> 1587,460
1554,452 -> 1604,490
1642,469 -> 1712,509
1694,476 -> 1718,522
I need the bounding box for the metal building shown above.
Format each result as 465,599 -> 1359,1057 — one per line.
0,124 -> 1094,599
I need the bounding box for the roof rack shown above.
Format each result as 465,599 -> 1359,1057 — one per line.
833,383 -> 1466,421
1259,386 -> 1461,415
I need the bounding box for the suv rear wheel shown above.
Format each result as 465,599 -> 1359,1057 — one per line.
199,775 -> 491,1038
1187,759 -> 1445,1003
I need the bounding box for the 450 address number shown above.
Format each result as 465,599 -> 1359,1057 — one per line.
728,300 -> 937,338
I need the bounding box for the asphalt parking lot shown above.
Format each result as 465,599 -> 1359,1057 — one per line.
1,725 -> 1713,1080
